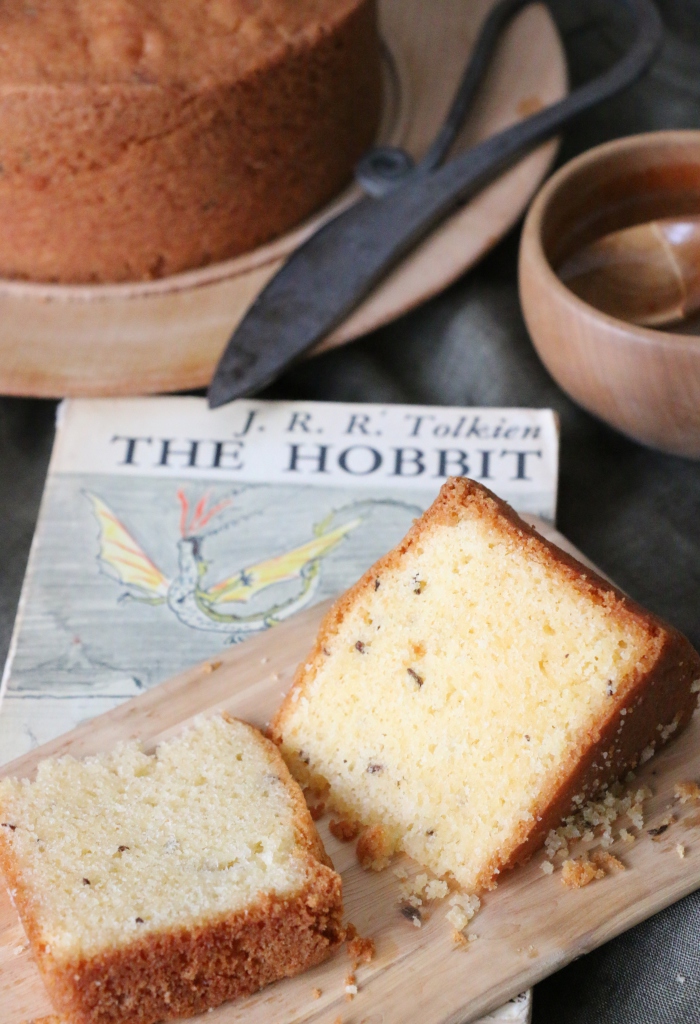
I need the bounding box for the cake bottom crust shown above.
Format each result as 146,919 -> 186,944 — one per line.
40,867 -> 343,1024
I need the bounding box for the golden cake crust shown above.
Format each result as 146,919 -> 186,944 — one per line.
0,716 -> 344,1024
0,0 -> 380,282
272,478 -> 700,891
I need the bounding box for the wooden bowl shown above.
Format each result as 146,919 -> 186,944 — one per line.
519,130 -> 700,460
0,0 -> 565,398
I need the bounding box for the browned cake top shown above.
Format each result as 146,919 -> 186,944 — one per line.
0,0 -> 362,87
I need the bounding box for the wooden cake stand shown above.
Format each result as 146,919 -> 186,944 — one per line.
0,0 -> 566,397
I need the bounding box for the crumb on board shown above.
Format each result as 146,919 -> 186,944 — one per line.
348,934 -> 376,965
446,892 -> 480,933
356,823 -> 394,871
307,802 -> 325,821
591,850 -> 625,872
676,844 -> 686,859
561,858 -> 605,889
540,860 -> 554,875
545,782 -> 651,863
329,818 -> 361,842
425,879 -> 449,900
311,987 -> 322,999
452,929 -> 470,948
333,1017 -> 343,1024
396,870 -> 448,904
675,781 -> 700,804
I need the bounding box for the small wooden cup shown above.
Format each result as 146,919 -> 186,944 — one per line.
519,130 -> 700,459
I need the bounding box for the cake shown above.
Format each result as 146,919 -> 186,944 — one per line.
0,0 -> 380,283
0,714 -> 344,1024
272,478 -> 700,893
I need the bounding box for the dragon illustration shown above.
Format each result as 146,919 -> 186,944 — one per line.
86,489 -> 362,642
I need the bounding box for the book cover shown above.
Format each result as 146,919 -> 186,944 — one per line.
0,397 -> 558,766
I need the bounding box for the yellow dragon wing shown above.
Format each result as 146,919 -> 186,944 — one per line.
86,493 -> 170,600
203,519 -> 361,606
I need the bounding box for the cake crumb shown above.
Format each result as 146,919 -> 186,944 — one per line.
425,879 -> 449,900
393,865 -> 409,880
357,823 -> 394,871
312,988 -> 322,999
540,860 -> 554,875
628,803 -> 644,830
452,929 -> 469,948
307,802 -> 325,821
526,945 -> 538,959
412,872 -> 429,894
619,828 -> 635,844
591,850 -> 625,872
676,844 -> 686,859
675,781 -> 700,804
561,858 -> 605,888
329,818 -> 360,841
347,925 -> 374,962
446,892 -> 480,932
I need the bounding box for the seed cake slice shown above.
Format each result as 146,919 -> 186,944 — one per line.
0,714 -> 343,1024
272,478 -> 700,892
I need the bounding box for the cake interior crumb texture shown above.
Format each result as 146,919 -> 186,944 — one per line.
0,715 -> 343,1024
273,478 -> 700,893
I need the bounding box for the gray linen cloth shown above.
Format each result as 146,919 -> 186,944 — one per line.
0,1 -> 699,1021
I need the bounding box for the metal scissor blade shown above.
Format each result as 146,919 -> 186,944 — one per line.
207,171 -> 478,407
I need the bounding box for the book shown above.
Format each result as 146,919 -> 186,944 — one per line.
0,396 -> 556,1024
1,397 -> 558,764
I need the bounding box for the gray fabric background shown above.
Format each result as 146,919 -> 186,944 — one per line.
0,1 -> 698,1020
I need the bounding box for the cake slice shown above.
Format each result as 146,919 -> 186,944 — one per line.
272,478 -> 700,893
0,714 -> 343,1024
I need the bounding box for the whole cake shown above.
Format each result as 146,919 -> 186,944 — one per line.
0,714 -> 344,1024
273,478 -> 700,893
0,0 -> 380,283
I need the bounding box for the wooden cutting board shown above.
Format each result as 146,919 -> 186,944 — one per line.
2,523 -> 700,1024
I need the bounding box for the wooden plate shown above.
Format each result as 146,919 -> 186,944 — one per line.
0,1 -> 566,398
3,522 -> 699,1024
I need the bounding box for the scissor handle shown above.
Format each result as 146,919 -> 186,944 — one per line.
356,0 -> 663,198
419,0 -> 540,175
